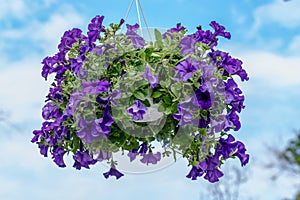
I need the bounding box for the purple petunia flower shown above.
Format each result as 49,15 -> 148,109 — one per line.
41,56 -> 58,80
186,155 -> 223,183
42,102 -> 58,120
173,97 -> 200,127
95,107 -> 114,135
73,151 -> 97,170
87,15 -> 105,44
195,88 -> 214,110
224,110 -> 241,131
128,148 -> 139,162
127,100 -> 147,120
127,142 -> 148,162
141,65 -> 159,88
225,79 -> 245,113
95,149 -> 112,162
233,141 -> 250,166
140,151 -> 161,165
76,119 -> 103,143
126,24 -> 145,48
174,58 -> 200,82
38,144 -> 49,157
103,166 -> 124,180
52,146 -> 66,168
162,23 -> 186,38
194,29 -> 215,47
179,35 -> 197,55
58,28 -> 86,54
209,50 -> 249,81
82,79 -> 110,95
216,134 -> 238,159
209,21 -> 231,39
96,89 -> 121,107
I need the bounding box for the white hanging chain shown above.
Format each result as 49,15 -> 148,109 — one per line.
135,0 -> 143,36
137,0 -> 152,41
121,0 -> 152,41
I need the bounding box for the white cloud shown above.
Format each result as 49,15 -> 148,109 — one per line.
236,51 -> 300,87
250,0 -> 300,35
0,0 -> 29,20
0,54 -> 49,123
1,5 -> 84,55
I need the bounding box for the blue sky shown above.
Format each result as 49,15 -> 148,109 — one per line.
0,0 -> 300,199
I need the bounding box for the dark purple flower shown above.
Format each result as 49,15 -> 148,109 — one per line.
82,79 -> 110,94
140,151 -> 161,165
52,146 -> 66,168
174,58 -> 200,82
233,141 -> 250,166
41,56 -> 58,80
76,119 -> 102,143
87,15 -> 105,43
224,110 -> 241,131
103,166 -> 124,179
95,107 -> 114,135
203,155 -> 223,183
31,130 -> 43,143
141,65 -> 158,88
179,35 -> 197,55
96,90 -> 121,107
127,100 -> 147,120
126,24 -> 145,48
216,134 -> 238,159
39,144 -> 49,157
58,28 -> 86,53
42,102 -> 58,120
195,88 -> 214,110
194,29 -> 214,47
73,151 -> 97,170
209,21 -> 231,39
225,79 -> 245,113
209,50 -> 249,81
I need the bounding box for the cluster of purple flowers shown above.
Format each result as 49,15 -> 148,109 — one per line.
32,14 -> 249,183
186,134 -> 249,182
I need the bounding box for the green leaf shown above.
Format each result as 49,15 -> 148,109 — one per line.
158,103 -> 166,112
154,29 -> 163,49
154,29 -> 163,41
152,91 -> 163,98
133,91 -> 146,101
163,95 -> 172,105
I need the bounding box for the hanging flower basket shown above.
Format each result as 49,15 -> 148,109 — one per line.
32,15 -> 250,182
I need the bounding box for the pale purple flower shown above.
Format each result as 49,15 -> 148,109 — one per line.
126,24 -> 145,48
127,100 -> 147,120
179,35 -> 197,55
141,65 -> 158,88
76,119 -> 102,143
82,79 -> 110,94
140,152 -> 161,165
